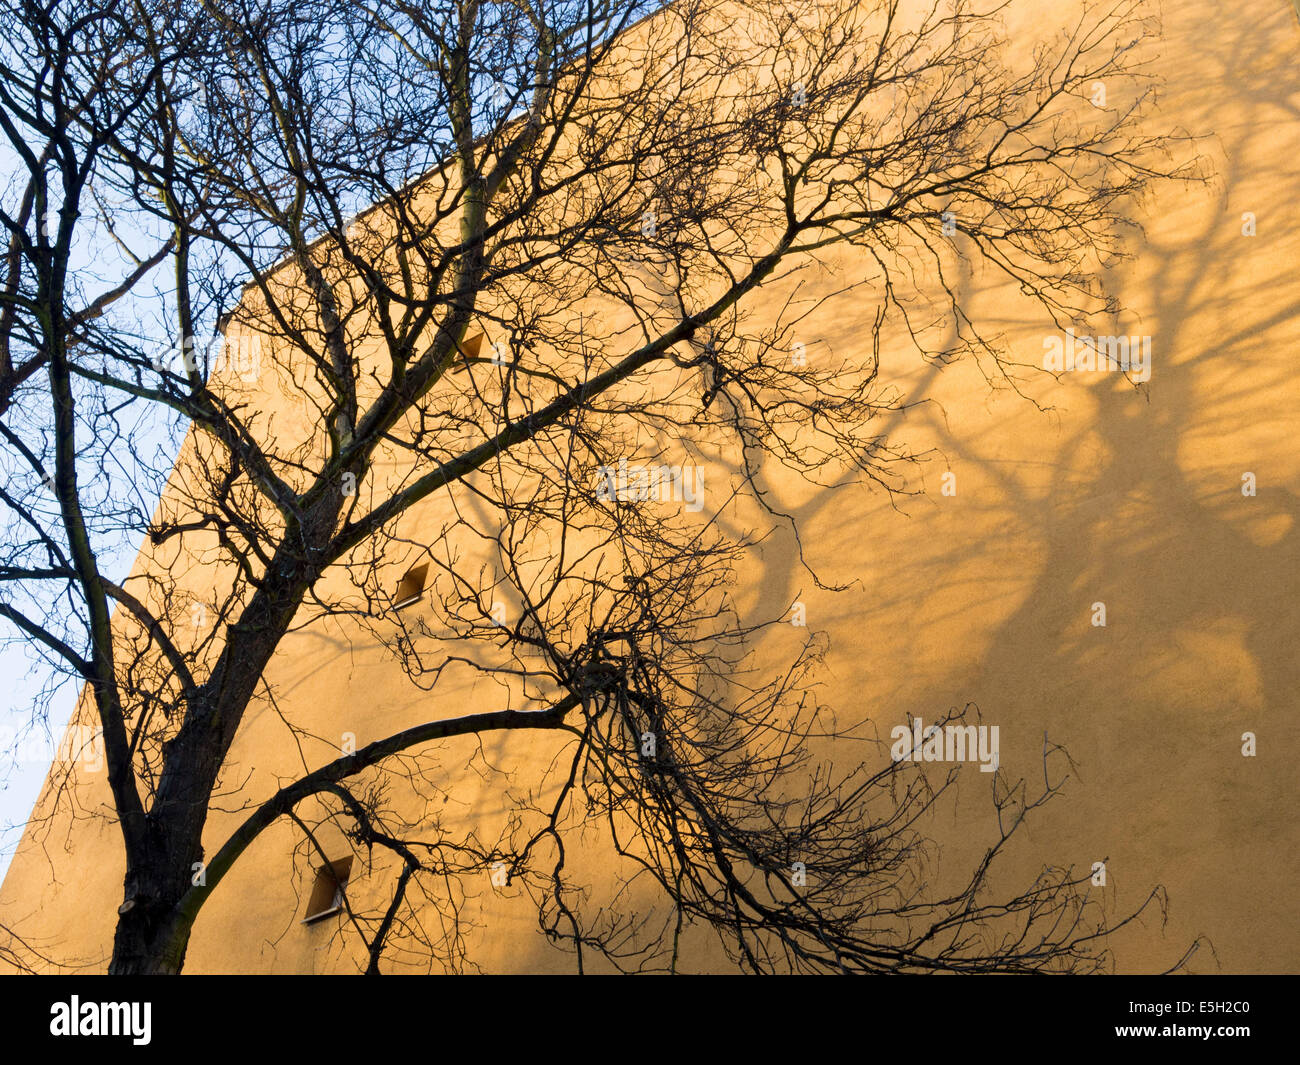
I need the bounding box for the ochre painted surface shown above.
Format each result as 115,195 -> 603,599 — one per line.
1,0 -> 1297,973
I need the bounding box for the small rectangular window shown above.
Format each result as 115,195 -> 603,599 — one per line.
453,331 -> 485,372
302,856 -> 353,924
393,562 -> 429,611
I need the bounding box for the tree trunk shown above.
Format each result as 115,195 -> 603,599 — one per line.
105,536 -> 336,974
109,897 -> 192,975
108,819 -> 203,974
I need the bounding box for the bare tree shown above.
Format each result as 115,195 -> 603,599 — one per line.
0,0 -> 1200,973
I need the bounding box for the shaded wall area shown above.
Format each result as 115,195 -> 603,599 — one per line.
0,0 -> 1296,974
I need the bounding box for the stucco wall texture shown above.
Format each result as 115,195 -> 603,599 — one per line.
1,0 -> 1297,974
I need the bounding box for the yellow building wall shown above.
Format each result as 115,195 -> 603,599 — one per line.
1,0 -> 1297,974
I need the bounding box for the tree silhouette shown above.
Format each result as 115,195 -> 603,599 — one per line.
0,0 -> 1199,973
